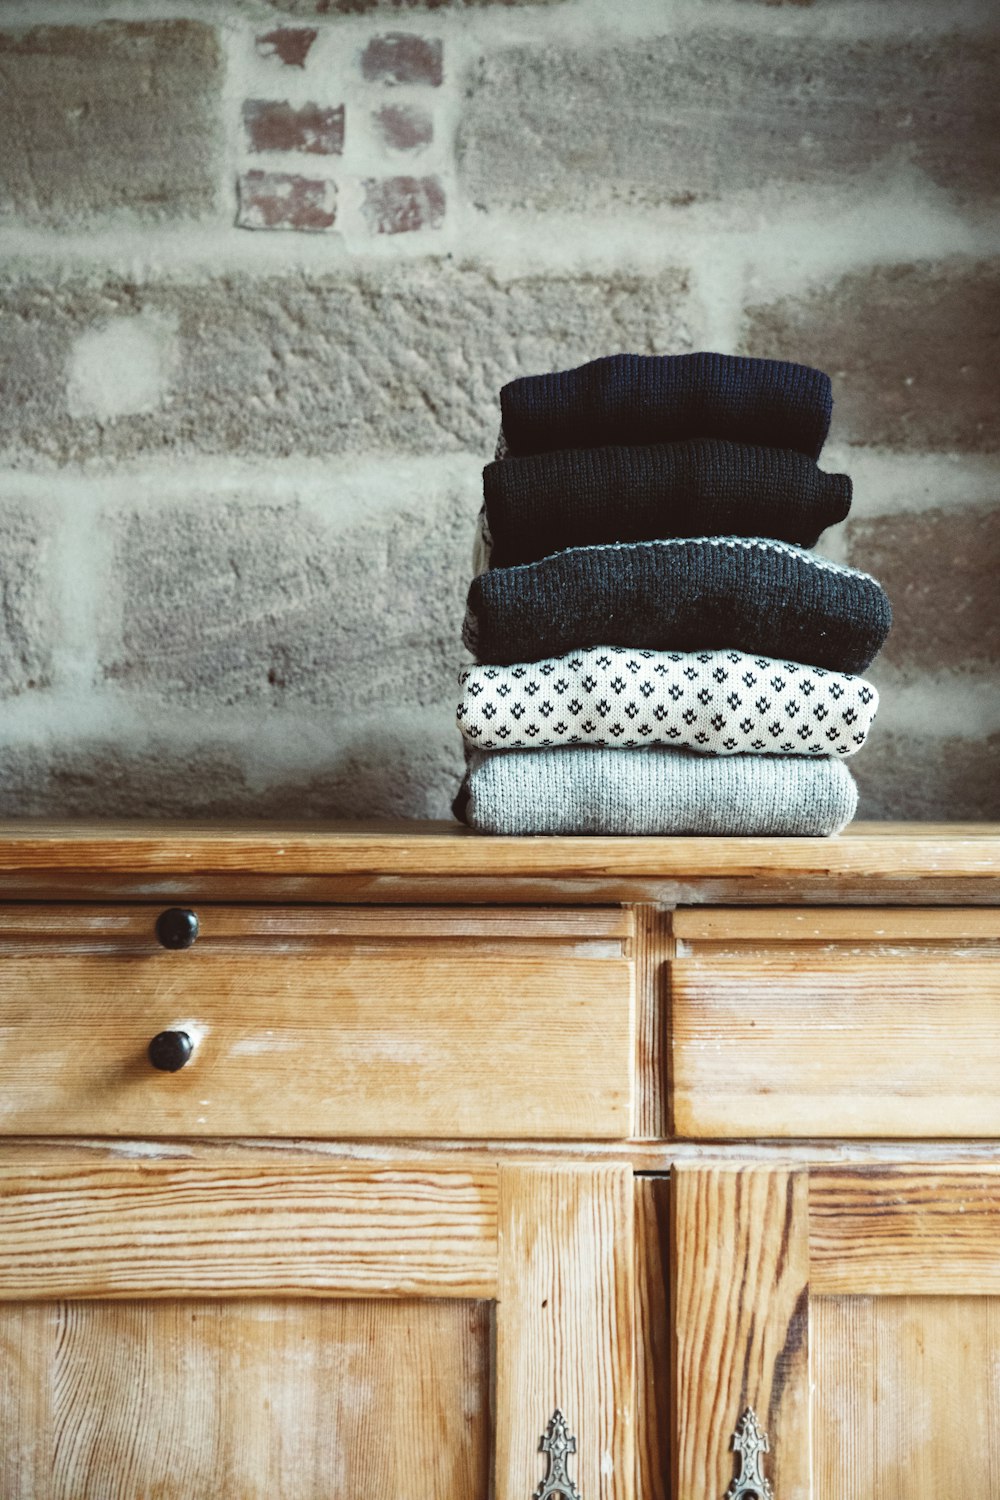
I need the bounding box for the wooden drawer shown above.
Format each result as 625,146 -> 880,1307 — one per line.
670,908 -> 1000,1138
0,906 -> 634,1139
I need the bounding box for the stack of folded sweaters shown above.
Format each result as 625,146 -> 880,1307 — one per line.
453,352 -> 892,837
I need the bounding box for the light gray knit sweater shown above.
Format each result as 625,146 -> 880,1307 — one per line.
456,747 -> 858,836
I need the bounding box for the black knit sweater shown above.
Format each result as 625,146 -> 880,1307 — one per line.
464,537 -> 891,674
500,353 -> 833,460
483,439 -> 851,566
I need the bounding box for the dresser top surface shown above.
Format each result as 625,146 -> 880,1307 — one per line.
0,820 -> 996,884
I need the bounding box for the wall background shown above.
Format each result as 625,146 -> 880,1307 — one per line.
0,0 -> 997,822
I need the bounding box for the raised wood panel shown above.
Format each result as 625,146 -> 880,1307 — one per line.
671,1164 -> 810,1500
0,1163 -> 498,1300
812,1295 -> 1000,1500
634,1177 -> 669,1500
0,950 -> 634,1139
670,958 -> 1000,1138
0,1297 -> 492,1500
495,1163 -> 634,1500
810,1167 -> 1000,1294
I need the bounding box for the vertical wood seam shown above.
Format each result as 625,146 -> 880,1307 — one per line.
629,906 -> 674,1140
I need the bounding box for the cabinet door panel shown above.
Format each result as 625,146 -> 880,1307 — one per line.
0,1298 -> 491,1500
671,1162 -> 1000,1500
813,1295 -> 1000,1499
0,1157 -> 635,1500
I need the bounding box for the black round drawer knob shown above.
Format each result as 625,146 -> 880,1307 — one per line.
148,1030 -> 194,1072
156,907 -> 199,950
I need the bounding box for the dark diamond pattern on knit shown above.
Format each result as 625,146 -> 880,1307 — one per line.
500,353 -> 833,460
465,535 -> 892,675
457,646 -> 877,756
483,439 -> 852,566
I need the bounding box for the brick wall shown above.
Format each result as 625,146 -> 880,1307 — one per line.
0,0 -> 997,821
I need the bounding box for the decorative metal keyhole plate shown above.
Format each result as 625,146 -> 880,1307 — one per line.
725,1407 -> 774,1500
533,1409 -> 583,1500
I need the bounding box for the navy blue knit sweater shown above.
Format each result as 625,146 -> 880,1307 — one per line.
500,353 -> 833,460
483,439 -> 851,566
464,537 -> 891,674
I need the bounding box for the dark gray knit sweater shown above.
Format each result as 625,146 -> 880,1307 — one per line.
464,536 -> 891,674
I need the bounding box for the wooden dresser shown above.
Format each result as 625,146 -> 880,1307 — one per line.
1,820 -> 999,1499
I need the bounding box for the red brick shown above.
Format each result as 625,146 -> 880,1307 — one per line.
236,170 -> 336,230
362,174 -> 444,233
243,99 -> 344,155
845,503 -> 1000,674
374,103 -> 432,151
255,27 -> 317,67
361,33 -> 442,86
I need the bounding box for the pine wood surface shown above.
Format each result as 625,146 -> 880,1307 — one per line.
0,820 -> 996,905
0,1297 -> 492,1500
671,956 -> 1000,1138
674,905 -> 1000,941
809,1166 -> 1000,1294
630,906 -> 672,1139
671,1162 -> 1000,1499
634,1177 -> 670,1500
495,1163 -> 634,1500
0,819 -> 996,874
671,1163 -> 811,1500
812,1295 -> 1000,1499
6,1136 -> 1000,1171
0,902 -> 633,949
0,949 -> 633,1139
0,1162 -> 498,1300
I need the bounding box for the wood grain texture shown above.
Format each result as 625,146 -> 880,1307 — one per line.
0,1163 -> 498,1299
673,906 -> 1000,944
495,1163 -> 634,1500
630,906 -> 672,1139
0,950 -> 634,1139
671,1164 -> 810,1500
810,1166 -> 1000,1294
812,1295 -> 1000,1499
634,1177 -> 669,1500
0,903 -> 632,951
671,958 -> 1000,1138
0,819 -> 996,876
0,1297 -> 492,1500
0,822 -> 996,907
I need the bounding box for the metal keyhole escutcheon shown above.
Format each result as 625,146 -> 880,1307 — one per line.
533,1410 -> 582,1500
725,1408 -> 774,1500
